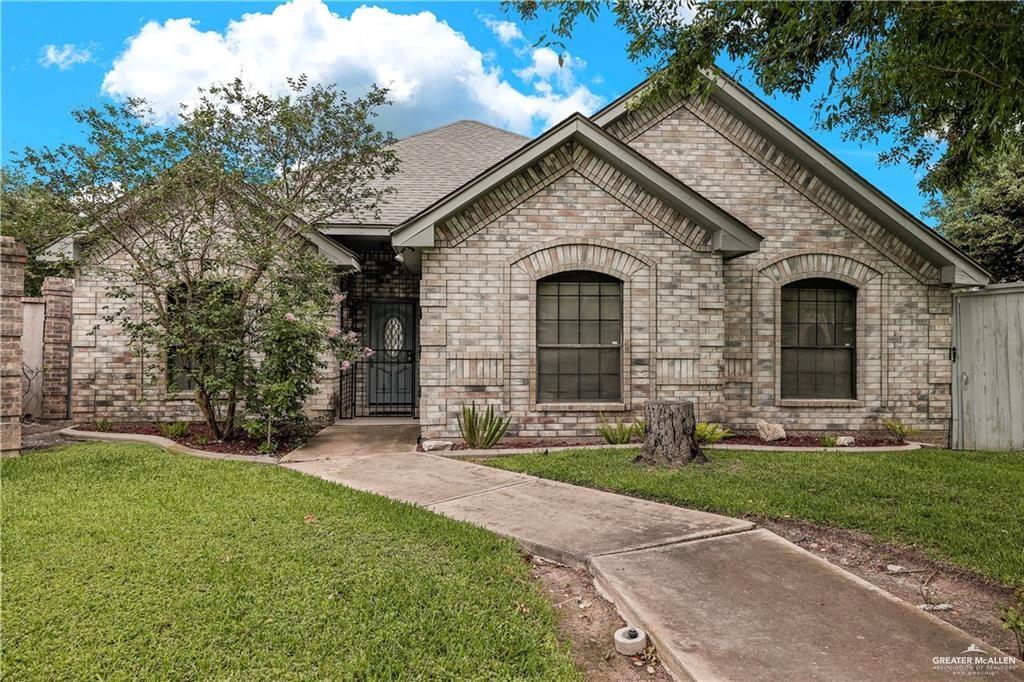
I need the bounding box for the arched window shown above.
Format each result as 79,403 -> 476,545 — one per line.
537,271 -> 622,402
781,278 -> 856,399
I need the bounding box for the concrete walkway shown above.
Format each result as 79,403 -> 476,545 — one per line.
282,431 -> 1021,680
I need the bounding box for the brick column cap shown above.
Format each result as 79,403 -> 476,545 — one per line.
41,277 -> 75,294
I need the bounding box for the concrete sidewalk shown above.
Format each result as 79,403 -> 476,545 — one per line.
283,448 -> 1021,681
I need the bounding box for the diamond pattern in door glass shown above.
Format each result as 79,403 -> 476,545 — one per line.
384,315 -> 403,360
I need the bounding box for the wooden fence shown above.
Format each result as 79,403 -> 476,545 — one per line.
951,282 -> 1024,451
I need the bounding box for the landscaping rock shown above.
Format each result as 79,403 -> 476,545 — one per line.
421,439 -> 454,452
920,603 -> 953,612
756,420 -> 786,442
836,436 -> 855,447
886,564 -> 906,573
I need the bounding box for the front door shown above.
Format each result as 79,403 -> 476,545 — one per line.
367,300 -> 416,414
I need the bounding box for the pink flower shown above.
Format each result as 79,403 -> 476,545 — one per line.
364,347 -> 375,358
346,330 -> 358,341
284,313 -> 297,322
333,292 -> 347,304
328,327 -> 341,339
341,360 -> 351,371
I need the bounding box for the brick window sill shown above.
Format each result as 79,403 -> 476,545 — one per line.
777,399 -> 863,408
533,402 -> 627,413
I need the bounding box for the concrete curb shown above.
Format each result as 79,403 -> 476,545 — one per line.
440,440 -> 923,458
59,428 -> 279,465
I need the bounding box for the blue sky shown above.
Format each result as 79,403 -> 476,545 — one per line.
2,0 -> 931,220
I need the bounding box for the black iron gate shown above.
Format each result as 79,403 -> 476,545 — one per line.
339,300 -> 417,418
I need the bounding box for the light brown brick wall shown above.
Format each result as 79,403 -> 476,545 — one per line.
420,159 -> 722,440
71,249 -> 341,424
618,98 -> 952,440
41,277 -> 74,419
1,237 -> 26,456
420,99 -> 952,442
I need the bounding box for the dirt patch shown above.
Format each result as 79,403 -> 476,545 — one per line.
19,419 -> 75,451
759,517 -> 1020,656
433,436 -> 638,452
529,556 -> 670,681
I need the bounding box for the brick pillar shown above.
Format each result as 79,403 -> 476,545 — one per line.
1,236 -> 27,457
41,277 -> 74,419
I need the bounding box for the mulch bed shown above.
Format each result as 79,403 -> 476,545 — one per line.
436,436 -> 642,452
97,422 -> 306,457
723,434 -> 901,447
432,433 -> 902,452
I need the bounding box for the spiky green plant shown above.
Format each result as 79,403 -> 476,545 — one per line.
819,435 -> 839,447
631,419 -> 647,439
882,418 -> 919,443
93,419 -> 113,433
458,404 -> 511,449
597,418 -> 634,445
158,421 -> 189,439
695,422 -> 733,445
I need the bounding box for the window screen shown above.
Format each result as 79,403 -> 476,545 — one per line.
781,278 -> 856,399
537,271 -> 622,402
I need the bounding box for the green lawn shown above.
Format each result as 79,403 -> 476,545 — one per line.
483,447 -> 1024,587
2,443 -> 579,680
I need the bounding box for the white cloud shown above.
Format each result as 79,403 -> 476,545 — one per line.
39,43 -> 92,70
481,16 -> 524,46
101,0 -> 603,135
515,47 -> 585,91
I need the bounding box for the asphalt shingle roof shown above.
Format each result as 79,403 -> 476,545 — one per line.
327,120 -> 529,227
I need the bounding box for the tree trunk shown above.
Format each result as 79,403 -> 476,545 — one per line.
634,400 -> 707,467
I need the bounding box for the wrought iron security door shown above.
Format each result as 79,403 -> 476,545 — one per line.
366,300 -> 416,415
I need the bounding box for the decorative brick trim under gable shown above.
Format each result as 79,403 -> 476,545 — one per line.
608,96 -> 940,284
439,143 -> 710,253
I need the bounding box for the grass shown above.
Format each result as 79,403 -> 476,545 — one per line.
483,447 -> 1024,587
2,443 -> 580,680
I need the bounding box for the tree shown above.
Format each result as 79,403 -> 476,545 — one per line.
927,137 -> 1024,284
0,168 -> 80,294
511,1 -> 1024,192
17,78 -> 398,439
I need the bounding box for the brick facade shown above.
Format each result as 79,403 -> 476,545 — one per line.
1,237 -> 27,456
418,100 -> 954,442
71,249 -> 341,424
65,94 -> 956,444
41,277 -> 74,419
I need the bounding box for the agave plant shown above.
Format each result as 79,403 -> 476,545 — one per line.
458,404 -> 511,449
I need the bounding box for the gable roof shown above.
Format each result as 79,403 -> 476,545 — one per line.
323,120 -> 529,230
391,113 -> 763,258
592,70 -> 990,286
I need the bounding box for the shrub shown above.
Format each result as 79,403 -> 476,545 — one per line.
458,404 -> 511,449
631,419 -> 647,439
695,422 -> 733,444
882,418 -> 919,443
598,418 -> 634,445
158,421 -> 189,439
93,419 -> 113,432
819,435 -> 839,447
1001,587 -> 1024,659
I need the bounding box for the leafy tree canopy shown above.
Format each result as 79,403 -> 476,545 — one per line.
928,136 -> 1024,284
0,168 -> 81,294
511,1 -> 1024,192
15,77 -> 397,440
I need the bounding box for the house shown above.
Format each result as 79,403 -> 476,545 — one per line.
66,74 -> 989,444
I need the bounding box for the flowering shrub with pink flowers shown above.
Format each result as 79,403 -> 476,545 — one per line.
243,287 -> 367,451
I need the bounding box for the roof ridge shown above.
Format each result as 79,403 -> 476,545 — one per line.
397,119 -> 529,143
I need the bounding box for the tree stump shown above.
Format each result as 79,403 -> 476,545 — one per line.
634,399 -> 707,467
